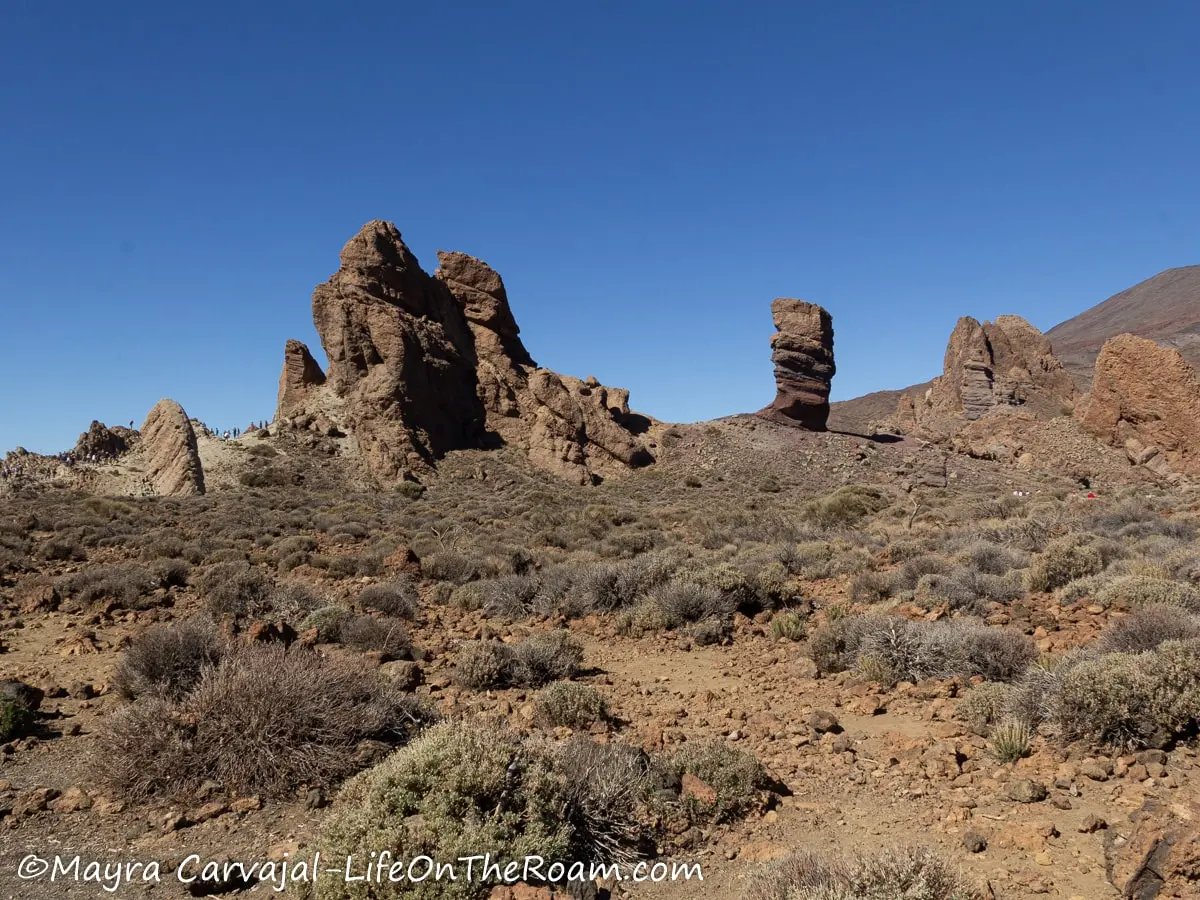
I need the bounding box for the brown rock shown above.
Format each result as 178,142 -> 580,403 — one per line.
73,420 -> 130,459
50,787 -> 92,813
1077,333 -> 1200,477
276,339 -> 326,416
141,399 -> 205,496
908,315 -> 1076,428
681,773 -> 718,807
275,222 -> 654,485
1106,798 -> 1200,898
760,299 -> 835,430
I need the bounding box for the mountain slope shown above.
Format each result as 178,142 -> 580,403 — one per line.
1046,265 -> 1200,387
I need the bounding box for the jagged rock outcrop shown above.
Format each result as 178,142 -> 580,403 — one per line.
141,399 -> 205,496
759,299 -> 835,430
73,421 -> 131,459
276,221 -> 654,484
276,339 -> 327,417
925,315 -> 1076,421
1077,333 -> 1200,477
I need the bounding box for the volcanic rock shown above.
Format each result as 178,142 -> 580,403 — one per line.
1077,333 -> 1200,477
1106,797 -> 1200,898
141,399 -> 205,496
925,315 -> 1076,422
73,421 -> 130,459
759,299 -> 835,430
276,339 -> 326,416
276,221 -> 654,484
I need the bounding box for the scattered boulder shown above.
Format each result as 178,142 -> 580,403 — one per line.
1077,333 -> 1200,477
141,399 -> 205,496
759,299 -> 835,430
0,680 -> 43,712
276,221 -> 654,485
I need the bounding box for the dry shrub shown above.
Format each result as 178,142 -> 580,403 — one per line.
648,581 -> 735,627
809,615 -> 1035,684
743,846 -> 985,900
805,485 -> 890,529
1051,640 -> 1200,749
956,681 -> 1014,736
358,579 -> 419,619
1097,604 -> 1200,654
339,615 -> 412,658
671,739 -> 769,824
1096,575 -> 1200,611
94,646 -> 425,799
59,564 -> 157,612
511,630 -> 584,687
1026,536 -> 1104,593
535,681 -> 610,729
197,560 -> 274,618
113,618 -> 226,700
301,605 -> 353,642
454,631 -> 583,690
317,724 -> 650,900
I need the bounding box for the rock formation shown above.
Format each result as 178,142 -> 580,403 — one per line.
759,299 -> 835,430
924,315 -> 1077,421
276,339 -> 327,416
73,421 -> 131,459
1077,333 -> 1200,477
141,399 -> 205,496
275,221 -> 654,484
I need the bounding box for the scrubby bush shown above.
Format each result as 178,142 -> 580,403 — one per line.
301,605 -> 353,642
1051,640 -> 1200,749
769,611 -> 807,642
197,561 -> 274,619
59,564 -> 157,611
511,630 -> 584,687
805,485 -> 890,529
1098,604 -> 1200,654
1096,575 -> 1200,611
317,725 -> 661,899
810,615 -> 1035,684
958,541 -> 1028,575
743,846 -> 985,900
648,581 -> 735,628
850,570 -> 895,603
95,646 -> 425,798
535,682 -> 610,729
1026,536 -> 1104,593
956,681 -> 1014,735
671,739 -> 769,823
0,699 -> 36,741
340,615 -> 412,658
113,618 -> 226,701
358,579 -> 419,619
453,641 -> 514,689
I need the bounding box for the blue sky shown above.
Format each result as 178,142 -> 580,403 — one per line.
2,2 -> 1197,453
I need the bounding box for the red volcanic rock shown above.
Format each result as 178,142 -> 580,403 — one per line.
1078,333 -> 1200,477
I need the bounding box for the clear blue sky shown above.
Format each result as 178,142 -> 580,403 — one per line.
2,2 -> 1198,453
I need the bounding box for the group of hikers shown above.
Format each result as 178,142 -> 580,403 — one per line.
207,420 -> 270,440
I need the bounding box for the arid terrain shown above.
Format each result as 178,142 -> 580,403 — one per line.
3,222 -> 1199,900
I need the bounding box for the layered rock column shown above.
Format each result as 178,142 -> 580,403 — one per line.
760,299 -> 836,430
